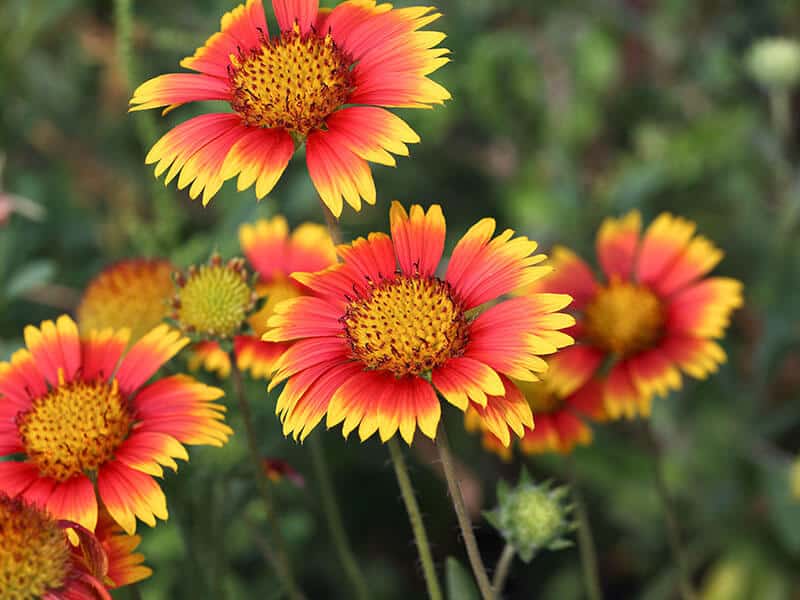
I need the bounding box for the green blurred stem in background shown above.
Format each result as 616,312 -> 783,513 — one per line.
645,425 -> 697,600
491,543 -> 515,596
566,456 -> 603,600
230,355 -> 306,600
113,0 -> 183,254
308,435 -> 371,600
436,425 -> 496,600
387,438 -> 444,600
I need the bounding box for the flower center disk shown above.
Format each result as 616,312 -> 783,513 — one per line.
343,276 -> 469,376
17,380 -> 132,482
584,282 -> 664,357
0,495 -> 70,598
176,262 -> 253,337
229,25 -> 354,136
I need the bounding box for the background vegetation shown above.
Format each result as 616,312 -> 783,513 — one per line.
2,0 -> 800,598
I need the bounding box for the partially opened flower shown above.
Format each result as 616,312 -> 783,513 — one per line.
88,509 -> 152,588
77,259 -> 174,343
187,216 -> 337,379
264,202 -> 575,444
130,0 -> 450,216
0,315 -> 232,534
0,492 -> 111,599
466,371 -> 606,459
533,211 -> 743,419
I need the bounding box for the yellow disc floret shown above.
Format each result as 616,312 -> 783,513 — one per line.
584,281 -> 664,357
343,276 -> 469,376
17,379 -> 132,482
0,494 -> 71,599
229,25 -> 354,136
174,256 -> 255,338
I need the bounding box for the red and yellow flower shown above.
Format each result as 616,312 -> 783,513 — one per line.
0,493 -> 117,600
88,509 -> 152,588
130,0 -> 450,216
264,202 -> 575,445
466,374 -> 606,460
0,315 -> 232,535
532,211 -> 743,419
187,215 -> 337,379
77,259 -> 175,343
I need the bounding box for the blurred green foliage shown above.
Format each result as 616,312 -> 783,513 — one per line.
2,0 -> 800,598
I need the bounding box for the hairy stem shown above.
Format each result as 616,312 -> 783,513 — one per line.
230,356 -> 305,600
387,439 -> 444,600
436,426 -> 496,600
309,435 -> 370,600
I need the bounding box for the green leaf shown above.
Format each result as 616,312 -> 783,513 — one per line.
446,557 -> 480,600
5,260 -> 54,298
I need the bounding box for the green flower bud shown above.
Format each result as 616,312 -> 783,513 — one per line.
485,470 -> 575,562
746,38 -> 800,90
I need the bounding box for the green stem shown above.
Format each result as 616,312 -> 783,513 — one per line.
308,435 -> 370,600
387,439 -> 444,600
436,426 -> 496,600
645,426 -> 696,600
230,355 -> 306,600
566,457 -> 603,600
491,544 -> 515,596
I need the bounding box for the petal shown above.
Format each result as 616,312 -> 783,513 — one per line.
81,328 -> 130,382
525,246 -> 598,309
272,0 -> 319,34
306,128 -> 376,217
0,461 -> 40,497
133,375 -> 231,447
665,277 -> 743,338
389,202 -> 445,278
636,212 -> 697,288
115,325 -> 188,396
23,315 -> 81,387
445,219 -> 549,309
551,412 -> 593,453
603,361 -> 648,420
659,336 -> 727,380
0,349 -> 45,409
45,475 -> 98,532
565,379 -> 607,421
98,462 -> 168,535
180,0 -> 268,78
326,370 -> 440,443
264,296 -> 345,341
145,113 -> 245,206
520,415 -> 560,455
114,431 -> 189,478
653,234 -> 724,296
187,341 -> 232,378
325,106 -> 420,167
336,232 -> 397,285
627,348 -> 683,400
220,126 -> 294,200
129,74 -> 232,113
596,211 -> 641,281
466,295 -> 575,381
466,376 -> 533,447
281,361 -> 364,441
235,336 -> 286,380
269,337 -> 350,390
432,357 -> 504,410
545,345 -> 605,397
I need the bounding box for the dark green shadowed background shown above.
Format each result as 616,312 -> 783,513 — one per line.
1,0 -> 799,598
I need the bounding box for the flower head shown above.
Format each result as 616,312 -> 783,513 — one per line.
77,259 -> 174,343
485,472 -> 574,562
130,0 -> 450,216
0,492 -> 113,599
746,37 -> 800,90
173,255 -> 256,338
0,315 -> 231,534
532,211 -> 743,419
466,371 -> 606,459
187,216 -> 337,379
264,202 -> 575,445
90,509 -> 152,588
